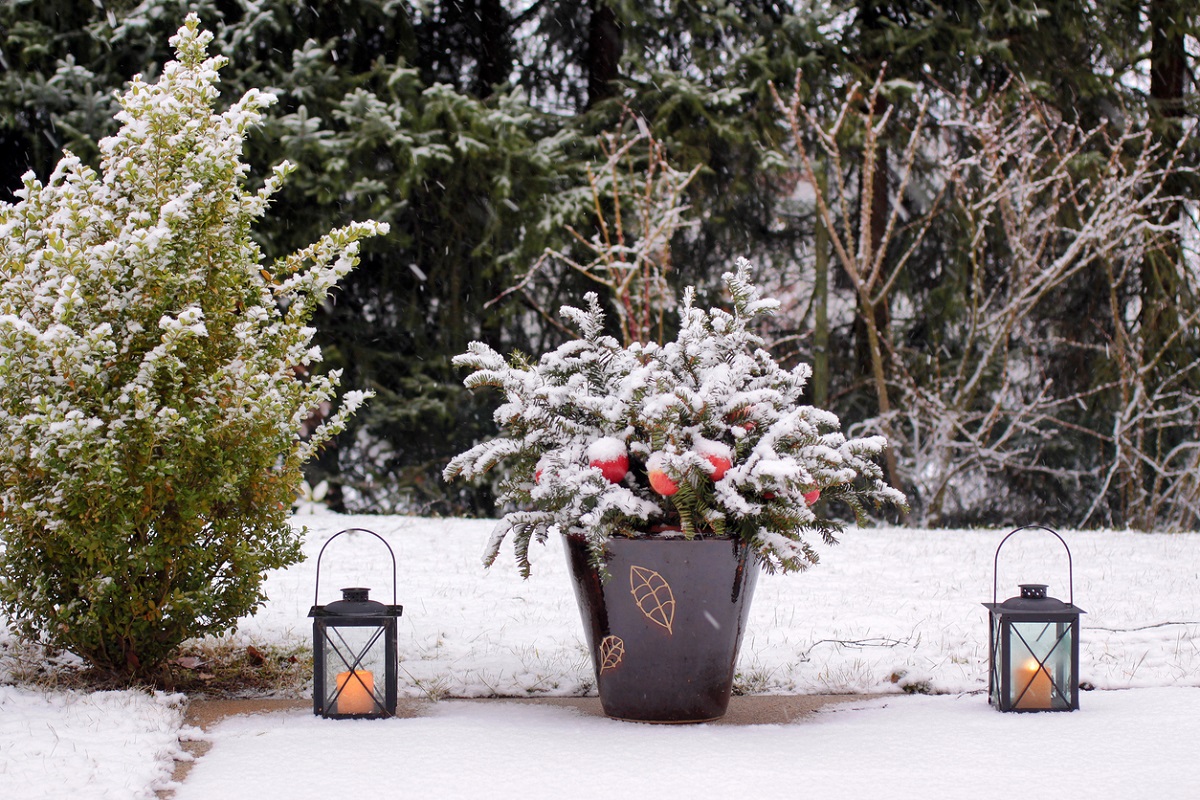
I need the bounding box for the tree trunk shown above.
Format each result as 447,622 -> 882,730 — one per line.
858,286 -> 903,496
812,169 -> 830,409
1131,0 -> 1191,527
587,0 -> 622,108
853,1 -> 895,405
1149,0 -> 1187,127
474,0 -> 513,96
1140,0 -> 1188,355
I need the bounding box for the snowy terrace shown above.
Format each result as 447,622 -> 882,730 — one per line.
2,513 -> 1199,798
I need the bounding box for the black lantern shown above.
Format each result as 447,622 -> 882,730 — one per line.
982,526 -> 1084,712
308,528 -> 403,719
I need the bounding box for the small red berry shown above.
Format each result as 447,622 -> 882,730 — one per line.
705,454 -> 732,481
646,452 -> 678,496
726,406 -> 758,434
649,469 -> 679,496
696,441 -> 733,481
587,437 -> 629,483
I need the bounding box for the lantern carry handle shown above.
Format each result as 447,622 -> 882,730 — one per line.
313,528 -> 398,607
992,525 -> 1073,606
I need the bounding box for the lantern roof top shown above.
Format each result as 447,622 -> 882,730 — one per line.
309,586 -> 403,618
983,583 -> 1084,616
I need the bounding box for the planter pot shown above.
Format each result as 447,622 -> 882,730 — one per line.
564,533 -> 759,723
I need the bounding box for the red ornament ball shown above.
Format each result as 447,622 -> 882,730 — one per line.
587,437 -> 629,483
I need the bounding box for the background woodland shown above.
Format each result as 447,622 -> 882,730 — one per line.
2,0 -> 1197,530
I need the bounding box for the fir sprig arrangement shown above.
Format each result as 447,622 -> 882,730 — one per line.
445,259 -> 905,575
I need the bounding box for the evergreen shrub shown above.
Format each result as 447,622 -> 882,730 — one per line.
0,16 -> 385,677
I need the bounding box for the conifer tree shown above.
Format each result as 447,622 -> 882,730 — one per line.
0,16 -> 385,677
3,1 -> 1194,527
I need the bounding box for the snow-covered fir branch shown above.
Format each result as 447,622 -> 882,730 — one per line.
446,258 -> 905,575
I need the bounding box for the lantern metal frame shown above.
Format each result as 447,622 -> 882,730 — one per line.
982,525 -> 1084,712
309,528 -> 403,719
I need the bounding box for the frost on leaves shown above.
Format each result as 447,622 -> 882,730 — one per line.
446,258 -> 905,576
0,15 -> 386,677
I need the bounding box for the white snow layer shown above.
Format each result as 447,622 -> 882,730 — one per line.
2,514 -> 1199,798
0,687 -> 187,799
174,689 -> 1200,800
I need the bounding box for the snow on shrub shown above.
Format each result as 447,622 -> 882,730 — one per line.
0,15 -> 386,677
445,260 -> 906,575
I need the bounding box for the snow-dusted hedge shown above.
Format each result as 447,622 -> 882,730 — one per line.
445,260 -> 905,575
0,16 -> 385,677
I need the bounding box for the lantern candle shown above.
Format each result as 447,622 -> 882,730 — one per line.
336,670 -> 376,715
1015,658 -> 1052,710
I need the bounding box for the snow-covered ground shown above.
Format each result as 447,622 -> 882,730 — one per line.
173,688 -> 1200,800
3,513 -> 1199,798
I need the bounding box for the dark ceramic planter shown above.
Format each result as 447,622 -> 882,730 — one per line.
564,534 -> 759,723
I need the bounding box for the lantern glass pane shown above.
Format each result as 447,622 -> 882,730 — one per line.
989,614 -> 1003,707
322,624 -> 387,715
1007,621 -> 1073,711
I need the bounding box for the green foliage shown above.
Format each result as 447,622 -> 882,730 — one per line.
445,261 -> 905,576
0,16 -> 384,677
218,9 -> 594,511
3,0 -> 1196,529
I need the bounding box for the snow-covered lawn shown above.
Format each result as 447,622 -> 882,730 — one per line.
0,688 -> 186,797
173,688 -> 1200,800
3,513 -> 1199,798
